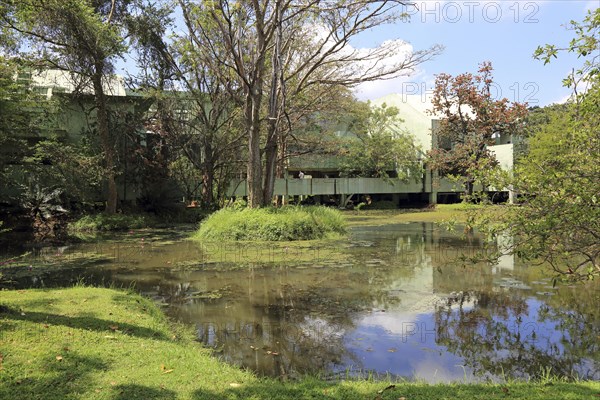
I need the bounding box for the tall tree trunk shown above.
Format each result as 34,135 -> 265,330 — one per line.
246,92 -> 264,208
263,131 -> 278,205
201,169 -> 213,208
245,2 -> 269,208
274,133 -> 287,206
263,2 -> 283,206
465,178 -> 474,201
92,70 -> 118,214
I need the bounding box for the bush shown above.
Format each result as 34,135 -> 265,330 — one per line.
193,206 -> 346,241
69,213 -> 158,232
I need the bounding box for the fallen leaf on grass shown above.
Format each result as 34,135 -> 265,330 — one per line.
229,383 -> 241,388
160,364 -> 174,374
55,355 -> 63,362
109,325 -> 119,331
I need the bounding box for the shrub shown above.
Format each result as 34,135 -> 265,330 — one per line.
194,206 -> 346,241
69,213 -> 157,232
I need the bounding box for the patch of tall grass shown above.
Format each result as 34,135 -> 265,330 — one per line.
194,206 -> 346,241
69,213 -> 158,232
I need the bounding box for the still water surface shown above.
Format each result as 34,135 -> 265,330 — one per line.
2,222 -> 599,382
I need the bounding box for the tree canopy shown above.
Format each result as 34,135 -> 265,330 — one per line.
469,9 -> 600,281
341,102 -> 422,180
427,62 -> 528,198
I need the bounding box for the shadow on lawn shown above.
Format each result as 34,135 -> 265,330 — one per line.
0,306 -> 169,340
112,384 -> 177,400
0,353 -> 108,400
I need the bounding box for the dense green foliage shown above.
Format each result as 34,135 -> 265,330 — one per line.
2,0 -> 172,214
194,206 -> 346,241
511,10 -> 599,281
504,84 -> 599,280
1,287 -> 598,400
341,103 -> 423,180
69,213 -> 157,232
468,9 -> 600,281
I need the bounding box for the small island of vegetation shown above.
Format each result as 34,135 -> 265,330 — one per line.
193,205 -> 347,241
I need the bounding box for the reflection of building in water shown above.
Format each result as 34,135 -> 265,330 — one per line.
493,232 -> 514,272
165,223 -> 522,379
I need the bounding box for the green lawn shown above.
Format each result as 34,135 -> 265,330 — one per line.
344,203 -> 478,226
1,287 -> 598,399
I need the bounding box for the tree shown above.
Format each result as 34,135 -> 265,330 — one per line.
533,8 -> 600,103
505,86 -> 599,281
514,9 -> 599,280
469,9 -> 600,281
0,59 -> 32,187
180,0 -> 442,207
427,62 -> 528,198
2,0 -> 163,214
341,102 -> 422,180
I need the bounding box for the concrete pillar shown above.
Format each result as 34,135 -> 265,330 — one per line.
339,194 -> 347,208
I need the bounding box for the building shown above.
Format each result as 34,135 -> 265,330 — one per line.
227,93 -> 516,206
1,69 -> 154,208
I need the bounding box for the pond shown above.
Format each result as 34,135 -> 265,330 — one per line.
1,222 -> 599,383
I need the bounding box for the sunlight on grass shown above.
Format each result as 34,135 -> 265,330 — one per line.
1,287 -> 598,399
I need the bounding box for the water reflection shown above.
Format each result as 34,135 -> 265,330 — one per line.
1,223 -> 598,382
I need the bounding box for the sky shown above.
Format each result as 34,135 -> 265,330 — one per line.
351,0 -> 599,106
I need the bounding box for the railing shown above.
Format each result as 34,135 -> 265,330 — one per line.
226,176 -> 473,197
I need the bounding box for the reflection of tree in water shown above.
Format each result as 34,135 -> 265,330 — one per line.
164,223 -> 487,378
193,284 -> 365,379
154,281 -> 193,304
536,285 -> 600,380
435,290 -> 600,380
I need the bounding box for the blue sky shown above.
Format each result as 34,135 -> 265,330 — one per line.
352,0 -> 599,106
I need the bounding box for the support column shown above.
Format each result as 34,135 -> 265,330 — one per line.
427,169 -> 438,205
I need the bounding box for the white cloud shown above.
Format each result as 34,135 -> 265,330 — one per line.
354,39 -> 434,101
354,69 -> 428,101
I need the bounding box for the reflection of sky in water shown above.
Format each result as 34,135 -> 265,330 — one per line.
3,223 -> 599,381
342,312 -> 472,382
338,296 -> 598,381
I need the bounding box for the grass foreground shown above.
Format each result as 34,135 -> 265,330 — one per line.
1,287 -> 598,400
